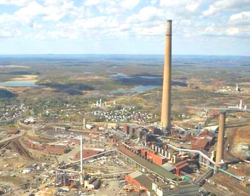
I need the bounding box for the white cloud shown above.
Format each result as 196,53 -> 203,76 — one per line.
134,24 -> 165,36
138,6 -> 163,21
160,0 -> 180,6
0,13 -> 13,24
0,30 -> 12,37
160,0 -> 202,12
121,0 -> 141,9
203,0 -> 250,16
230,12 -> 250,21
0,22 -> 21,38
43,0 -> 69,6
84,0 -> 102,6
203,5 -> 216,16
0,0 -> 249,41
186,3 -> 200,12
0,2 -> 43,26
43,1 -> 82,21
47,16 -> 121,39
0,0 -> 32,6
126,6 -> 163,23
74,16 -> 118,29
227,28 -> 239,35
14,1 -> 43,24
84,0 -> 127,15
84,0 -> 141,14
31,22 -> 43,29
230,12 -> 250,25
198,22 -> 250,38
0,0 -> 83,26
151,0 -> 158,5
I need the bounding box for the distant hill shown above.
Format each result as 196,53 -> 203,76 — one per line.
0,89 -> 16,98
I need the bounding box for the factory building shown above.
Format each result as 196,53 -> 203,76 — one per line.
146,150 -> 167,166
125,171 -> 199,196
152,182 -> 199,196
27,140 -> 44,150
191,130 -> 215,151
173,161 -> 189,176
117,145 -> 178,181
125,171 -> 153,194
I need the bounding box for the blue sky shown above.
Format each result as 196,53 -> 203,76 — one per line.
0,0 -> 250,55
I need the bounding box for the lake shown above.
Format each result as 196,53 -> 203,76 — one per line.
111,85 -> 158,94
0,80 -> 38,87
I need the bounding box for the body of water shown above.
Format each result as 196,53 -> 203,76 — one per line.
111,85 -> 158,94
0,80 -> 38,87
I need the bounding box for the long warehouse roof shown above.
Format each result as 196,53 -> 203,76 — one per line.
117,145 -> 178,181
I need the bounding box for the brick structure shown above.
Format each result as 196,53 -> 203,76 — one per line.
174,161 -> 189,175
147,150 -> 166,165
27,140 -> 44,150
45,144 -> 70,155
123,125 -> 129,134
74,149 -> 104,160
125,171 -> 153,193
191,130 -> 215,151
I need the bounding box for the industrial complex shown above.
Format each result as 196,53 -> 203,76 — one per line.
0,20 -> 250,196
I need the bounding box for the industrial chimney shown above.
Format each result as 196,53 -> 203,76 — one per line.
216,111 -> 226,165
161,20 -> 172,131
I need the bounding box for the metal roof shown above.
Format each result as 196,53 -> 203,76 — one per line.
118,146 -> 178,181
129,170 -> 143,179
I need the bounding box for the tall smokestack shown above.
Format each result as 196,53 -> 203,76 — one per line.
216,111 -> 226,165
161,20 -> 172,131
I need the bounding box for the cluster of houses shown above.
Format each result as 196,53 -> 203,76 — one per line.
92,106 -> 155,123
0,104 -> 27,122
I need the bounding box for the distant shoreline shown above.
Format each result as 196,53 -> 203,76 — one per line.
0,54 -> 250,58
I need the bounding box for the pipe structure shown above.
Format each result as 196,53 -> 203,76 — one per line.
161,20 -> 172,131
80,135 -> 83,173
80,135 -> 83,185
216,112 -> 226,165
83,118 -> 86,130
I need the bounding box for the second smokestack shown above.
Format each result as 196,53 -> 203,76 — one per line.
216,111 -> 226,165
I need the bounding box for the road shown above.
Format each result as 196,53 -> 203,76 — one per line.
0,130 -> 26,146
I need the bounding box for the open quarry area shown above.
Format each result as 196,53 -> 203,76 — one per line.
1,51 -> 250,196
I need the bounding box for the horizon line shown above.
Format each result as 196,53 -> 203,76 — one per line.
0,54 -> 249,57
